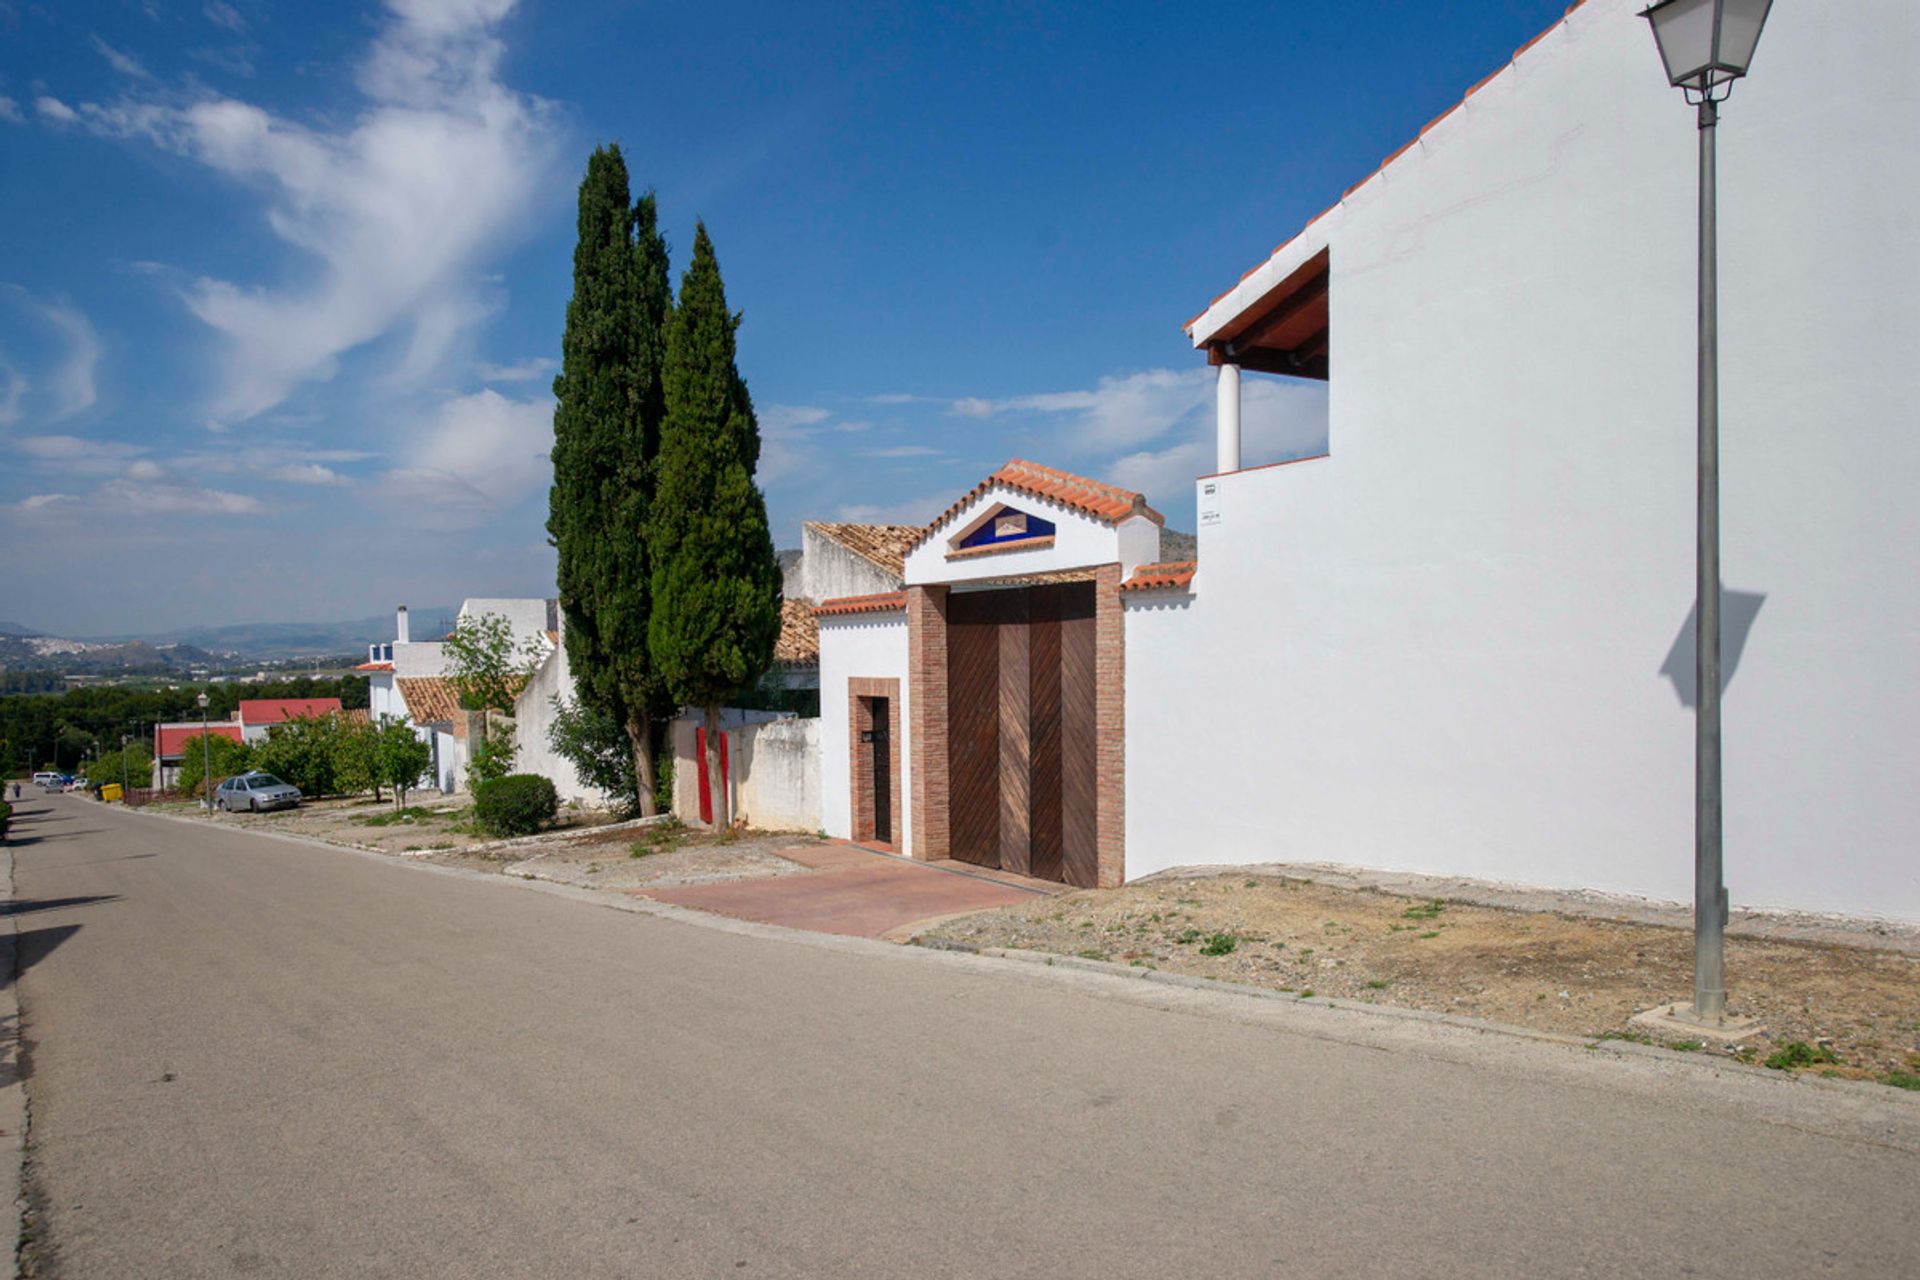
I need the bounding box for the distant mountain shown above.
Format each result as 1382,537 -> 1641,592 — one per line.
1160,528 -> 1198,561
0,606 -> 457,675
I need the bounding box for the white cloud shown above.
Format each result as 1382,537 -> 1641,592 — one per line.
13,435 -> 148,475
41,301 -> 101,421
761,404 -> 830,433
1105,375 -> 1329,507
90,35 -> 154,80
858,445 -> 942,459
0,367 -> 23,426
70,0 -> 563,425
35,97 -> 78,125
0,291 -> 102,424
101,474 -> 263,515
0,97 -> 24,125
376,388 -> 551,526
204,2 -> 247,32
948,368 -> 1216,452
271,462 -> 350,486
475,356 -> 555,383
15,493 -> 79,513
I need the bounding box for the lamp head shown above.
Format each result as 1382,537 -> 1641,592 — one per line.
197,692 -> 210,710
1641,0 -> 1772,101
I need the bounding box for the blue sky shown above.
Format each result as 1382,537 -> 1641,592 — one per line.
0,0 -> 1572,635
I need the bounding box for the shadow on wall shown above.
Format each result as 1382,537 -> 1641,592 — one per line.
1660,588 -> 1766,708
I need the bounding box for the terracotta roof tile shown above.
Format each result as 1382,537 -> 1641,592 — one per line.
238,697 -> 343,726
354,661 -> 393,672
914,459 -> 1164,553
153,722 -> 246,757
395,676 -> 464,726
804,522 -> 920,580
814,591 -> 908,618
775,598 -> 820,665
1118,560 -> 1198,593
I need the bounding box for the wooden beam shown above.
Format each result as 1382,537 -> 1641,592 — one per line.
1225,270 -> 1328,357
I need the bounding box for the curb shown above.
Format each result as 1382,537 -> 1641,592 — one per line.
2,841 -> 24,1279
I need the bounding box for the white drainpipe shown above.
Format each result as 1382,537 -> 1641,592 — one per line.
1216,362 -> 1241,474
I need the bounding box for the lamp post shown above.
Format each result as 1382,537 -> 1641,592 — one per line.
197,691 -> 213,815
1641,0 -> 1772,1026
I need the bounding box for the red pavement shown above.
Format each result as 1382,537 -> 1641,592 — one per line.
633,843 -> 1052,939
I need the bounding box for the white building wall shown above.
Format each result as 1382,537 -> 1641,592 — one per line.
733,718 -> 822,832
513,637 -> 610,807
457,598 -> 553,648
798,527 -> 905,600
391,641 -> 447,678
1130,0 -> 1920,920
816,614 -> 911,850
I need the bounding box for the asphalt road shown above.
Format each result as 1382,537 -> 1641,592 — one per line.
7,790 -> 1919,1279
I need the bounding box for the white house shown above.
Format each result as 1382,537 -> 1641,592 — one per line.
813,0 -> 1920,921
358,599 -> 557,794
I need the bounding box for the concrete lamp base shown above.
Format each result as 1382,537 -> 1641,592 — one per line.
1629,1002 -> 1766,1044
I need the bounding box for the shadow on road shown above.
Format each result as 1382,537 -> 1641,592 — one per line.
1,922 -> 81,994
2,896 -> 120,918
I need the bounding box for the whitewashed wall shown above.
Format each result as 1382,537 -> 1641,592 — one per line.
668,708 -> 791,823
732,718 -> 822,832
513,638 -> 611,807
798,527 -> 904,600
1132,0 -> 1920,920
816,614 -> 911,849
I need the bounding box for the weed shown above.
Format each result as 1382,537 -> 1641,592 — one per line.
1199,933 -> 1238,957
1299,989 -> 1315,999
1882,1071 -> 1920,1091
1271,940 -> 1286,950
1764,1041 -> 1839,1071
1076,949 -> 1109,962
1388,923 -> 1414,933
1244,879 -> 1261,888
1417,930 -> 1440,940
1364,979 -> 1390,990
1668,1040 -> 1705,1053
1401,899 -> 1446,921
1597,1030 -> 1654,1046
355,805 -> 442,828
1147,912 -> 1162,923
1175,928 -> 1203,945
629,841 -> 659,859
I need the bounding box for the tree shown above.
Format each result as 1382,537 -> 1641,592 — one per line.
649,222 -> 782,830
549,144 -> 675,816
253,716 -> 342,796
443,611 -> 541,790
371,718 -> 433,811
175,733 -> 255,800
332,719 -> 381,801
545,696 -> 644,817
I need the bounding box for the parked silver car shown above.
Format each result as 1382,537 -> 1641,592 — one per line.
214,771 -> 302,813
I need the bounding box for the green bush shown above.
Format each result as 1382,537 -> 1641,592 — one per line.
0,799 -> 11,841
472,773 -> 558,838
175,733 -> 256,800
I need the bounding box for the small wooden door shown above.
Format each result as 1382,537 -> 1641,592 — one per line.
868,697 -> 892,843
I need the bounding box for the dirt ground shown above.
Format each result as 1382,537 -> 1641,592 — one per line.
144,792 -> 619,854
419,818 -> 823,892
923,872 -> 1920,1088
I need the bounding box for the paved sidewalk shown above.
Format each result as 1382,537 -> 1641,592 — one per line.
635,842 -> 1055,938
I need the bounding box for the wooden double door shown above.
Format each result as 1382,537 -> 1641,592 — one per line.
947,582 -> 1098,887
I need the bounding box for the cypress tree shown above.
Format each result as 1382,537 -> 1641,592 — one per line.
548,145 -> 672,814
650,222 -> 782,829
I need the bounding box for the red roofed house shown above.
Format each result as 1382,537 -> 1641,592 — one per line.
151,721 -> 246,790
814,459 -> 1177,886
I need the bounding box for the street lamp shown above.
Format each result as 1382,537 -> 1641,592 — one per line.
197,691 -> 213,815
1641,0 -> 1772,1028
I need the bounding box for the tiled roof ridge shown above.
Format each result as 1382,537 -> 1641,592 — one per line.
1184,0 -> 1592,335
912,458 -> 1164,552
775,598 -> 821,665
814,591 -> 909,618
1119,560 -> 1199,593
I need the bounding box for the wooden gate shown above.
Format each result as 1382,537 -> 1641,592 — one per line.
946,582 -> 1097,887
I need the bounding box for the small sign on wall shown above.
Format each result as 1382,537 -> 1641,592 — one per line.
1199,479 -> 1223,528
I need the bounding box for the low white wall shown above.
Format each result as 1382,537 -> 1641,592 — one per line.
668,707 -> 790,826
816,613 -> 911,850
733,718 -> 822,832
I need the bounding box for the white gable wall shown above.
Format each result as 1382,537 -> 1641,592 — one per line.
905,486 -> 1145,586
1129,0 -> 1920,919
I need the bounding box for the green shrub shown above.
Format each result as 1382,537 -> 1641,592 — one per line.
1763,1041 -> 1839,1071
0,799 -> 11,841
473,773 -> 558,838
1199,932 -> 1239,957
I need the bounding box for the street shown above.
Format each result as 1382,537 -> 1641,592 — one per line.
6,790 -> 1918,1279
